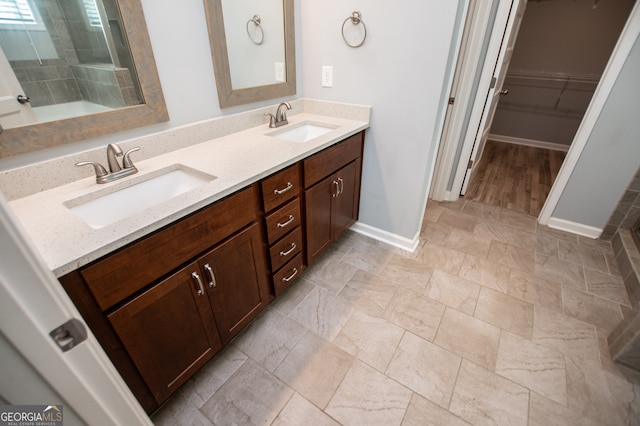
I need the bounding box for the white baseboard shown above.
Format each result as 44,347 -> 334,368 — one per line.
350,221 -> 420,252
489,134 -> 570,152
546,217 -> 602,239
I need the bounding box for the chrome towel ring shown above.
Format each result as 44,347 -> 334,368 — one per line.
342,11 -> 367,48
247,15 -> 264,45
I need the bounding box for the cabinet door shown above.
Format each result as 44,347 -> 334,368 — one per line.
108,263 -> 222,404
332,160 -> 360,241
305,160 -> 361,265
304,173 -> 335,265
200,223 -> 269,344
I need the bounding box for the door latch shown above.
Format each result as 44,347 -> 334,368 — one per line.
49,318 -> 87,352
17,94 -> 31,104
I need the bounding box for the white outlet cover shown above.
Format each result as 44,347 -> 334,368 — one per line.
322,66 -> 333,87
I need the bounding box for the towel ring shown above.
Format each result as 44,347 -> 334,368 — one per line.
342,11 -> 367,48
246,15 -> 264,45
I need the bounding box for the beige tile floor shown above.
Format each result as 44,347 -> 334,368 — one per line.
152,200 -> 640,425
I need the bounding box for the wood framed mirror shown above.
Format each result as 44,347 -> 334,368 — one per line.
203,0 -> 296,108
0,0 -> 168,158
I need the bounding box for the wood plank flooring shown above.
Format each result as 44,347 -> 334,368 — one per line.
464,140 -> 566,217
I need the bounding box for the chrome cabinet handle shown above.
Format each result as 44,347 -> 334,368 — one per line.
192,272 -> 205,296
282,267 -> 298,282
277,215 -> 294,228
274,182 -> 293,195
337,177 -> 344,195
332,180 -> 339,197
204,263 -> 216,288
499,89 -> 509,95
279,242 -> 297,257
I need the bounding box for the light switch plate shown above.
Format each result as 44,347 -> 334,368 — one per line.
322,66 -> 333,87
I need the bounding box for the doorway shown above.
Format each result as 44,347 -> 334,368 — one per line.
430,0 -> 637,220
463,0 -> 635,216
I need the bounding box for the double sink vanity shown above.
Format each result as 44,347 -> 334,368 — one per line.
4,99 -> 370,414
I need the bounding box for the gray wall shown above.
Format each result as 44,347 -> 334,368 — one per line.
552,34 -> 640,230
300,1 -> 461,240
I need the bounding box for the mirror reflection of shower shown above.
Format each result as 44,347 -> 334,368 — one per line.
0,0 -> 143,125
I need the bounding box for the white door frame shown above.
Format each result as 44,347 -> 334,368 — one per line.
431,0 -> 640,228
460,0 -> 526,196
430,0 -> 514,202
431,0 -> 500,201
0,192 -> 152,426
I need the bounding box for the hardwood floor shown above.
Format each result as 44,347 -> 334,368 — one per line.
464,140 -> 566,217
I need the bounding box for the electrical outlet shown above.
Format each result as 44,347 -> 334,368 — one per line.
322,66 -> 333,88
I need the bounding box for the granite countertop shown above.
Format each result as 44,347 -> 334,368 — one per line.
8,110 -> 369,277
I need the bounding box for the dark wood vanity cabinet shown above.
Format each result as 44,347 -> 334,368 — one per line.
59,184 -> 270,411
303,132 -> 363,265
58,130 -> 365,414
106,221 -> 268,404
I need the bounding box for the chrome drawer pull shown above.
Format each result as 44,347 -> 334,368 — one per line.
280,242 -> 297,257
282,267 -> 298,282
277,215 -> 294,228
274,182 -> 293,195
192,272 -> 205,296
204,263 -> 217,288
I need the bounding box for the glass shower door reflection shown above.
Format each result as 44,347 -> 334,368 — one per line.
0,0 -> 143,127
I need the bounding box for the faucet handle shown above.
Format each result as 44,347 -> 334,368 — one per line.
76,161 -> 109,182
123,147 -> 140,169
264,113 -> 277,128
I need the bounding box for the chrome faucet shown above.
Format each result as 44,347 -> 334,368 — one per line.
106,143 -> 123,172
265,102 -> 292,128
76,143 -> 140,184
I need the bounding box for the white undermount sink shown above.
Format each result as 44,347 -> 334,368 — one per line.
65,165 -> 216,229
267,121 -> 337,143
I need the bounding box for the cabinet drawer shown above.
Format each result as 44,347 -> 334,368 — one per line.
261,163 -> 301,213
269,227 -> 302,271
82,185 -> 260,311
264,198 -> 301,244
303,132 -> 363,188
272,253 -> 305,296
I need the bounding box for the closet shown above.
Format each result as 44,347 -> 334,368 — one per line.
465,0 -> 635,215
